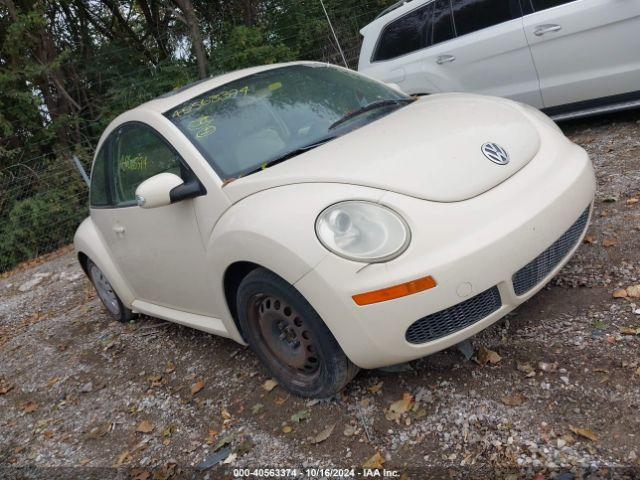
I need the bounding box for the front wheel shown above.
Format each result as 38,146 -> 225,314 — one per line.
86,259 -> 135,323
237,268 -> 358,398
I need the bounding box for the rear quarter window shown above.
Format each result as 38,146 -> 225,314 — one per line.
90,145 -> 110,207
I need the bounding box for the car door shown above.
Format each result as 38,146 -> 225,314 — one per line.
105,122 -> 215,316
521,0 -> 640,110
424,0 -> 543,107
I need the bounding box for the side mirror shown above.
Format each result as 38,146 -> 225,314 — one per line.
135,172 -> 205,209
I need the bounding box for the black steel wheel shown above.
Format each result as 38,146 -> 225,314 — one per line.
237,268 -> 358,398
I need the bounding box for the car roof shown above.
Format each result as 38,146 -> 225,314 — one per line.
136,61 -> 325,114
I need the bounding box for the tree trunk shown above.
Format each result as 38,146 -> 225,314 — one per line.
172,0 -> 208,79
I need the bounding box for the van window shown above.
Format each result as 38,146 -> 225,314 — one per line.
373,3 -> 433,61
529,0 -> 575,11
430,0 -> 455,46
450,0 -> 521,37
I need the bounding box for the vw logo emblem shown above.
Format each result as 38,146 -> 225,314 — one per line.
481,142 -> 509,165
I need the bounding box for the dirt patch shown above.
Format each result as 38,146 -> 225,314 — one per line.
1,110 -> 640,479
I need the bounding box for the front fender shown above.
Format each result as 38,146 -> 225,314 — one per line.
74,217 -> 136,308
206,183 -> 385,343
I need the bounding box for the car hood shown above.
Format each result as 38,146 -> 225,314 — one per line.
222,93 -> 541,203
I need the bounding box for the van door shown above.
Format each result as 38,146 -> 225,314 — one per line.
422,0 -> 543,107
522,0 -> 640,110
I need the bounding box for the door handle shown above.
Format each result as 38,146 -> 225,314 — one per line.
113,225 -> 125,235
436,54 -> 456,65
534,24 -> 562,36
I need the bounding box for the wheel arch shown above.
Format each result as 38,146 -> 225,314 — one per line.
74,216 -> 136,307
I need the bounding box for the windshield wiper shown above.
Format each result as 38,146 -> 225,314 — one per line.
242,136 -> 337,177
328,98 -> 414,131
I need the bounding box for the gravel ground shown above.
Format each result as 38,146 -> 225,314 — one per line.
1,109 -> 640,480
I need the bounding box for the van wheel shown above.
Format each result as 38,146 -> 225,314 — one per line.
87,259 -> 135,323
237,268 -> 359,398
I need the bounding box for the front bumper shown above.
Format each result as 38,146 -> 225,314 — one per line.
295,139 -> 596,369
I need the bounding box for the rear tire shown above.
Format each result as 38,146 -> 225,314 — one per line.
237,268 -> 358,398
86,259 -> 135,323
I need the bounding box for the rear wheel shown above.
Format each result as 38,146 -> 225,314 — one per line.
87,259 -> 135,323
237,268 -> 358,398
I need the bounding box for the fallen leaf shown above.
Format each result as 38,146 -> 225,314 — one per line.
234,438 -> 253,456
130,468 -> 151,480
385,393 -> 414,422
476,346 -> 502,365
343,424 -> 358,437
165,362 -> 176,374
619,326 -> 640,336
613,289 -> 628,299
251,403 -> 264,415
569,426 -> 598,442
213,433 -> 234,452
636,367 -> 640,377
583,235 -> 596,244
136,420 -> 155,433
517,362 -> 536,377
282,425 -> 292,433
626,285 -> 640,298
0,379 -> 14,395
368,381 -> 384,394
274,395 -> 288,405
626,197 -> 639,205
191,380 -> 204,395
22,401 -> 38,413
311,424 -> 335,444
221,407 -> 231,420
363,452 -> 385,469
263,379 -> 278,392
46,377 -> 61,389
115,450 -> 131,466
291,409 -> 310,423
222,452 -> 237,465
602,238 -> 618,248
501,394 -> 526,406
538,361 -> 558,372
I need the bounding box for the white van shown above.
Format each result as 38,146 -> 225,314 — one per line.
358,0 -> 640,120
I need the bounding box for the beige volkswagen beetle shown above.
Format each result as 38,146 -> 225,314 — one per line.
75,62 -> 595,397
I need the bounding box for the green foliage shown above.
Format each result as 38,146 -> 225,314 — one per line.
213,26 -> 297,71
0,189 -> 86,269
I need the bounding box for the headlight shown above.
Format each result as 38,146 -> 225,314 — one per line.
315,201 -> 411,262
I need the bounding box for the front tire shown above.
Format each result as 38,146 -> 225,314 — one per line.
86,259 -> 135,323
237,268 -> 358,398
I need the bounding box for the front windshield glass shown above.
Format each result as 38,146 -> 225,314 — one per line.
165,64 -> 409,180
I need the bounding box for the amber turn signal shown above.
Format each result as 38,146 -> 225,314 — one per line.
352,275 -> 437,306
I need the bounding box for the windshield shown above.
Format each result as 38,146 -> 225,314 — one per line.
165,64 -> 409,180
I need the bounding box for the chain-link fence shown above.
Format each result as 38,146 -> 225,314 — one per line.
0,3 -> 381,274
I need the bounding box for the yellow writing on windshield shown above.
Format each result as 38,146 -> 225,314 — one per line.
188,115 -> 217,138
172,86 -> 250,119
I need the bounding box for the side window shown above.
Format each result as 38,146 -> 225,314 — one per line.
430,0 -> 455,46
112,124 -> 183,205
90,143 -> 110,207
530,0 -> 575,11
450,0 -> 521,37
372,3 -> 433,62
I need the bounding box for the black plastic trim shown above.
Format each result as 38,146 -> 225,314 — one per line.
169,179 -> 207,203
542,89 -> 640,118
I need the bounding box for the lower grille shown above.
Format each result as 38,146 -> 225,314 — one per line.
512,206 -> 590,296
405,287 -> 502,344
